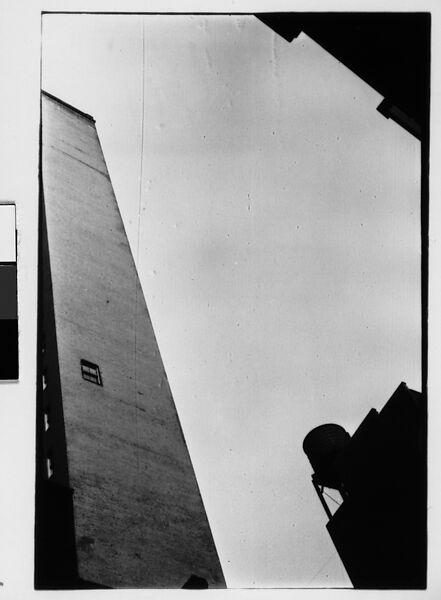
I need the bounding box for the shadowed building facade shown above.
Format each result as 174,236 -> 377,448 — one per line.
303,382 -> 426,589
35,91 -> 226,589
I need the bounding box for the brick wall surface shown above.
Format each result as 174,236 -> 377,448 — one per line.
41,93 -> 225,588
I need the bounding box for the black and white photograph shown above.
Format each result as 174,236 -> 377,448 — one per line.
0,2 -> 439,598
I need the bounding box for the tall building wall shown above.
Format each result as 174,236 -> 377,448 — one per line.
37,92 -> 225,588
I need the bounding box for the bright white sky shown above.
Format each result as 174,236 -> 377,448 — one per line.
42,13 -> 421,588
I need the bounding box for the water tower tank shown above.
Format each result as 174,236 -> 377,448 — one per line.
303,424 -> 350,488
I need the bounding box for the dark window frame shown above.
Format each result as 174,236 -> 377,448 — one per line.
80,359 -> 103,386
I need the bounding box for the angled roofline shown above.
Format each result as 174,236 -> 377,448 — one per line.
41,90 -> 96,123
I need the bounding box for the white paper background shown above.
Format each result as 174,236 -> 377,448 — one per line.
0,1 -> 440,599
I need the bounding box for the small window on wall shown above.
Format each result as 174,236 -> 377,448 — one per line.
80,359 -> 102,386
46,455 -> 54,480
44,408 -> 50,432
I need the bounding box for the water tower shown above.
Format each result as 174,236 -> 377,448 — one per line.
302,424 -> 350,519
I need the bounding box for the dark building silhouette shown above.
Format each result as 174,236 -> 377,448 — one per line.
256,12 -> 430,138
35,91 -> 226,589
303,382 -> 426,589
